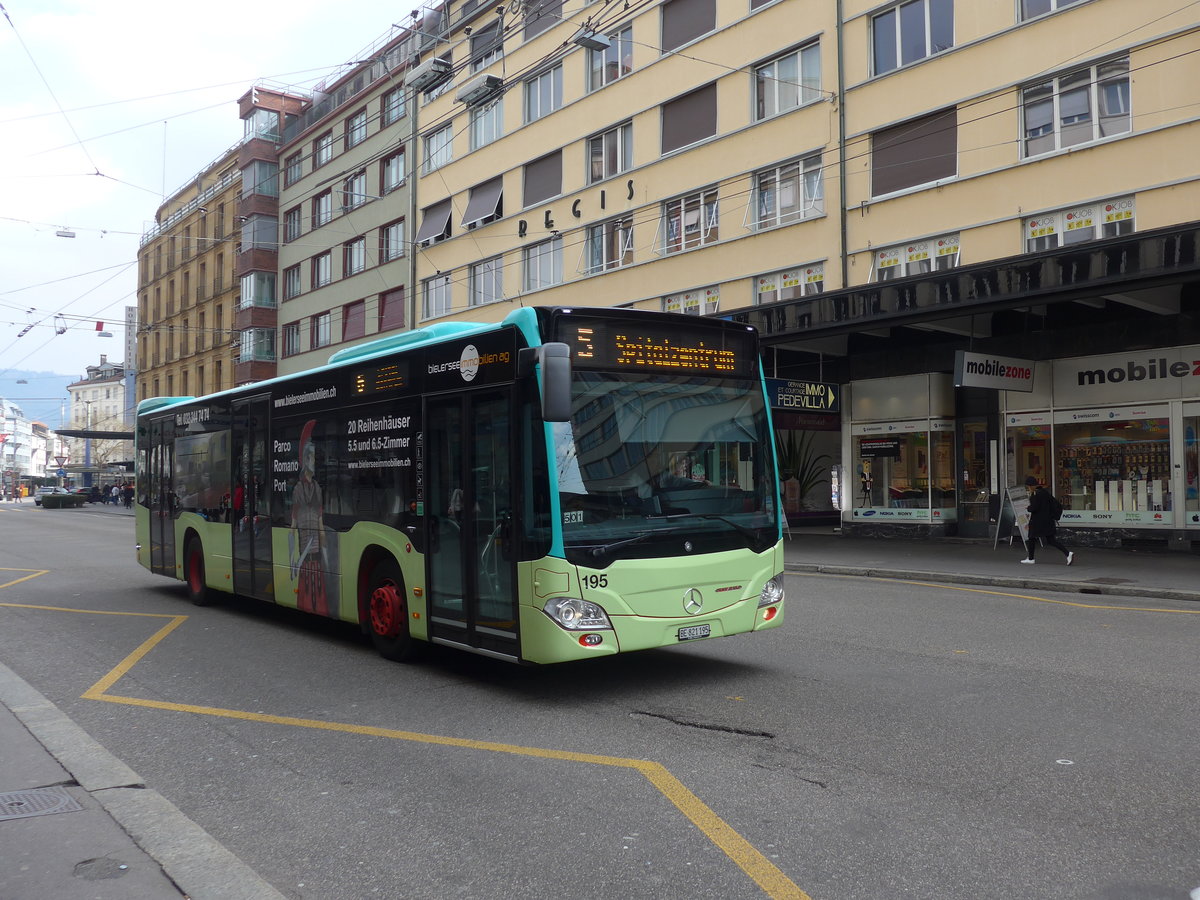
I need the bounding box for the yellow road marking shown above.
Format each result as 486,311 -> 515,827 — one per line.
793,571 -> 1200,614
0,569 -> 50,590
1,594 -> 808,900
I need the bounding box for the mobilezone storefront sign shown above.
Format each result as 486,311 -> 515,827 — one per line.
954,351 -> 1035,392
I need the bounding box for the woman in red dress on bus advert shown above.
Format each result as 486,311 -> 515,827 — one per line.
289,419 -> 329,615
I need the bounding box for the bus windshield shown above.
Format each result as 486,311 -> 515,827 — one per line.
553,371 -> 778,564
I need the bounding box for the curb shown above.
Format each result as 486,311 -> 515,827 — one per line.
0,662 -> 286,900
785,563 -> 1200,604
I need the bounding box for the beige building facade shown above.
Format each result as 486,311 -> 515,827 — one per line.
137,148 -> 242,402
395,0 -> 1199,546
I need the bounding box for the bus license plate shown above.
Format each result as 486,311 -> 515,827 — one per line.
677,624 -> 711,642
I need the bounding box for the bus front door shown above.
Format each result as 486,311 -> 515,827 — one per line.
148,417 -> 175,576
231,397 -> 274,601
426,390 -> 517,658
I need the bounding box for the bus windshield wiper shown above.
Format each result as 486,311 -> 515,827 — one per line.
655,512 -> 762,543
591,526 -> 685,558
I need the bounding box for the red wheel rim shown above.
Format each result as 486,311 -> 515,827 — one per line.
370,579 -> 403,638
187,549 -> 203,594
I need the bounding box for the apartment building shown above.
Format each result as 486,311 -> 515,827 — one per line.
273,29 -> 418,375
137,147 -> 242,401
399,0 -> 1198,546
65,355 -> 129,482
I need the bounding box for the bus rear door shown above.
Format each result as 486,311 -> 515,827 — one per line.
425,389 -> 517,658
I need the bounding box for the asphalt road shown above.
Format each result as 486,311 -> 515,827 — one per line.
1,505 -> 1198,900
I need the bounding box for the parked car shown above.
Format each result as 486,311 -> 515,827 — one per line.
33,486 -> 68,506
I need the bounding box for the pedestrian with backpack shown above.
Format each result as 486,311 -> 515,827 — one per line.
1021,475 -> 1074,565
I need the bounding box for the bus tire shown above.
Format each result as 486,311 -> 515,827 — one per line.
184,536 -> 213,606
366,558 -> 417,662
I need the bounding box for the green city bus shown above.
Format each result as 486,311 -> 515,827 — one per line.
135,306 -> 785,664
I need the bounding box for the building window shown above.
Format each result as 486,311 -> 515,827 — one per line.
284,265 -> 301,300
585,218 -> 633,273
753,154 -> 824,229
423,124 -> 453,173
239,328 -> 276,362
241,215 -> 277,251
414,201 -> 452,246
871,108 -> 957,196
471,20 -> 502,70
871,233 -> 961,280
282,322 -> 301,357
342,300 -> 366,341
244,160 -> 279,198
381,87 -> 406,127
588,122 -> 632,184
313,131 -> 333,167
587,27 -> 632,92
310,313 -> 331,349
470,99 -> 503,151
524,0 -> 563,40
1022,57 -> 1130,157
662,286 -> 720,315
523,150 -> 562,206
756,264 -> 825,303
872,0 -> 954,75
462,177 -> 504,229
662,188 -> 718,253
756,42 -> 820,120
381,149 -> 406,194
525,65 -> 562,122
284,152 -> 302,187
343,171 -> 368,210
379,287 -> 405,331
661,0 -> 715,53
284,206 -> 302,243
523,235 -> 563,291
1020,0 -> 1086,20
1024,196 -> 1134,252
343,237 -> 366,276
381,219 -> 406,263
239,272 -> 276,309
312,191 -> 332,229
661,83 -> 717,154
423,273 -> 452,319
345,109 -> 368,148
312,252 -> 331,288
469,257 -> 503,306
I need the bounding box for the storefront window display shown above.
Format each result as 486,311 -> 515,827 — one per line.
1181,414 -> 1197,521
1005,419 -> 1052,488
852,422 -> 955,521
1053,413 -> 1171,525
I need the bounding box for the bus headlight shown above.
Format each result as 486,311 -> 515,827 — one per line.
758,575 -> 785,608
543,597 -> 613,631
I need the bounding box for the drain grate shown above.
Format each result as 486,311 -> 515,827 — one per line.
0,787 -> 83,821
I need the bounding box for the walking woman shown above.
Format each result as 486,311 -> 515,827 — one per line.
1021,475 -> 1074,566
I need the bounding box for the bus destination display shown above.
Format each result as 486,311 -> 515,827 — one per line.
559,318 -> 754,376
351,361 -> 409,396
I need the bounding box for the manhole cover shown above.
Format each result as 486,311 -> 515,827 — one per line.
0,787 -> 83,821
1084,577 -> 1135,585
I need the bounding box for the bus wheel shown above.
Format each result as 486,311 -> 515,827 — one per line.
366,559 -> 416,662
184,537 -> 212,606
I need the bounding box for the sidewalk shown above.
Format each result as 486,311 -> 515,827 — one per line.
783,528 -> 1200,603
0,663 -> 286,900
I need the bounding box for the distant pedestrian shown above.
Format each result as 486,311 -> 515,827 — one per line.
111,485 -> 120,505
1021,476 -> 1074,566
123,483 -> 134,509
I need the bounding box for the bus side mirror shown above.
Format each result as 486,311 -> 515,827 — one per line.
539,342 -> 571,423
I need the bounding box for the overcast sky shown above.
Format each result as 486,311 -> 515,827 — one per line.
0,0 -> 418,382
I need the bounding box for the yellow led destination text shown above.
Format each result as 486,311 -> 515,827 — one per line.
614,333 -> 737,371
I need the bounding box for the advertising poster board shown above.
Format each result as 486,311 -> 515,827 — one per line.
994,486 -> 1031,548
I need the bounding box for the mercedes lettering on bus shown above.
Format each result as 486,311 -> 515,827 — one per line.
135,306 -> 785,664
